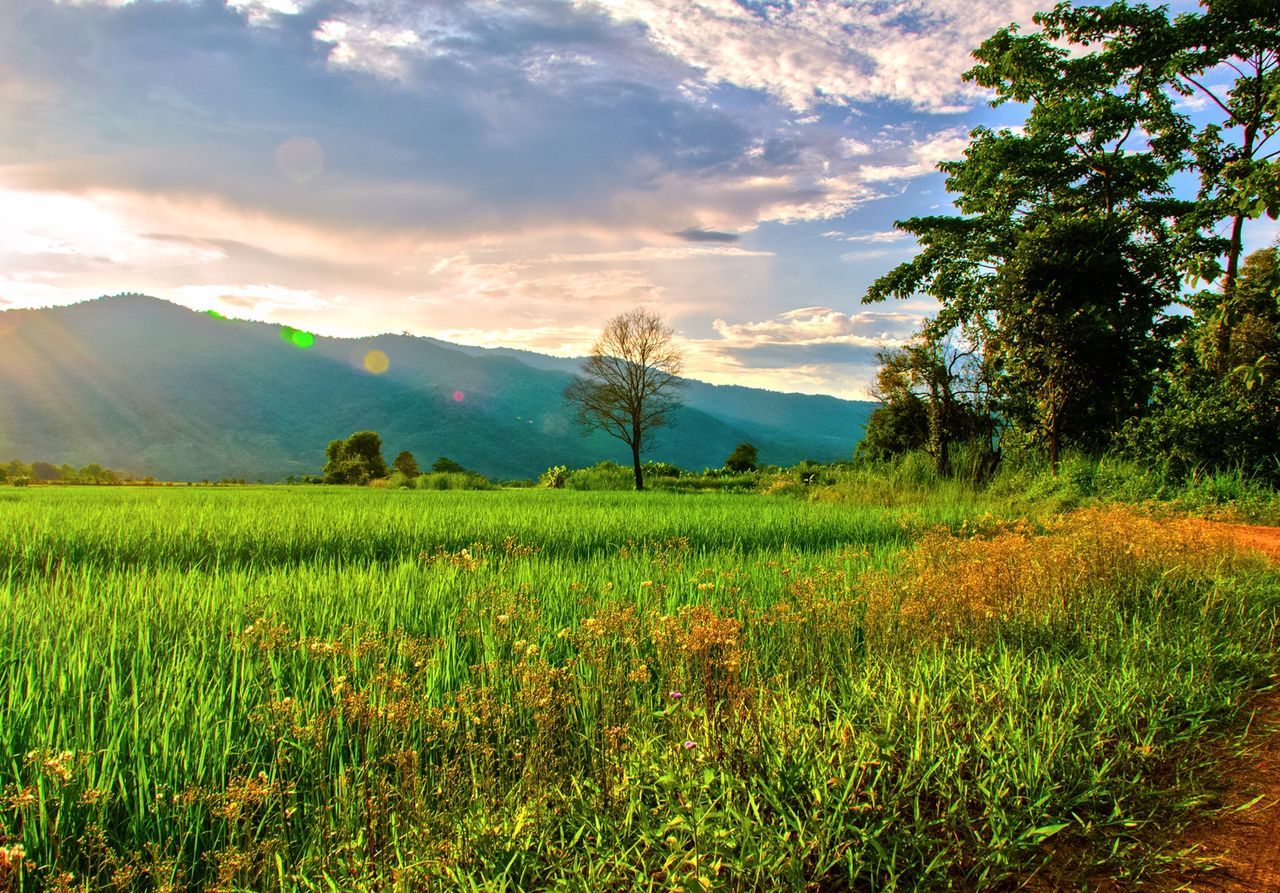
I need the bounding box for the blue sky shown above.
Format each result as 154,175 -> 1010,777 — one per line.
1,0 -> 1274,397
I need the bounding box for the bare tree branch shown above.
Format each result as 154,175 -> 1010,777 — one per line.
564,307 -> 684,490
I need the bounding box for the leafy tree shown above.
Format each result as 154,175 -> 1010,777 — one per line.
724,443 -> 758,473
1123,247 -> 1280,480
565,308 -> 684,491
864,4 -> 1185,472
393,450 -> 420,478
990,217 -> 1167,470
1032,0 -> 1280,372
431,456 -> 466,474
323,431 -> 388,484
31,461 -> 60,482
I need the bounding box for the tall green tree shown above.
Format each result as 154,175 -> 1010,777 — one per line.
991,217 -> 1168,470
323,431 -> 388,484
864,1 -> 1186,470
1038,0 -> 1280,371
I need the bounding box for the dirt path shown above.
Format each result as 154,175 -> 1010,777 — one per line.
1155,522 -> 1280,892
1213,522 -> 1280,564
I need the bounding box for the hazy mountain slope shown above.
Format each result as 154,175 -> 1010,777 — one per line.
0,296 -> 873,480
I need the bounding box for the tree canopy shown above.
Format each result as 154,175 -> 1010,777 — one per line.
862,0 -> 1280,480
323,431 -> 388,484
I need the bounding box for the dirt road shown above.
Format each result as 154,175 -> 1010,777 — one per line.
1158,522 -> 1280,892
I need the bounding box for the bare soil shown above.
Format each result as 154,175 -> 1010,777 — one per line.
1151,522 -> 1280,892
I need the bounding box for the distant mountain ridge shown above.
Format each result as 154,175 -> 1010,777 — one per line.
0,296 -> 873,481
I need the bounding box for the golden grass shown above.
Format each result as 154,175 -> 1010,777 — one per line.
860,506 -> 1244,643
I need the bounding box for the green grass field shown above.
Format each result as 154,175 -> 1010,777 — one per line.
2,486 -> 1278,891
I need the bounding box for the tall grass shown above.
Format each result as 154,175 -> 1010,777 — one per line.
0,488 -> 1277,890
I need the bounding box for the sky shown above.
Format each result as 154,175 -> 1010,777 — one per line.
1,0 -> 1275,398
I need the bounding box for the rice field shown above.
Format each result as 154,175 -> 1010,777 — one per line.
1,486 -> 1278,891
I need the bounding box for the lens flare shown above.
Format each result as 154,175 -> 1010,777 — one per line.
452,390 -> 465,403
280,325 -> 315,349
363,349 -> 390,374
275,137 -> 324,183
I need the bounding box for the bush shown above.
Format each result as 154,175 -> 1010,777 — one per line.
540,465 -> 567,489
565,462 -> 634,491
11,476 -> 30,488
413,472 -> 493,491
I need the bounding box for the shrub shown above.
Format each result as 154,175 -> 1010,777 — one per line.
539,465 -> 567,489
413,472 -> 493,491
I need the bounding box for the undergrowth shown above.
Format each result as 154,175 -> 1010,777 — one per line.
1,491 -> 1277,890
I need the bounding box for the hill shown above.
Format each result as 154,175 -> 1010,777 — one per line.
0,296 -> 873,481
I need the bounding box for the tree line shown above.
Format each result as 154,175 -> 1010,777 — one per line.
859,0 -> 1278,482
2,459 -> 130,486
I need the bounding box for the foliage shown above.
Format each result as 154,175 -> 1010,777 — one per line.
392,450 -> 419,479
1121,247 -> 1280,482
565,308 -> 684,491
322,431 -> 388,484
862,0 -> 1278,474
539,465 -> 567,489
854,336 -> 998,476
0,488 -> 1277,890
412,472 -> 493,491
430,456 -> 466,474
723,443 -> 758,473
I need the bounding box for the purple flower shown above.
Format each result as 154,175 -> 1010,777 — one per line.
683,740 -> 697,750
668,690 -> 684,700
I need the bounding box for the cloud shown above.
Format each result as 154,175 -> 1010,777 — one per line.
855,126 -> 971,182
169,283 -> 341,318
672,227 -> 740,243
1,0 -> 996,398
710,306 -> 919,349
576,0 -> 1042,113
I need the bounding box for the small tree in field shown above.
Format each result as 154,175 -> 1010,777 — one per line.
565,308 -> 684,491
724,443 -> 758,472
323,431 -> 388,484
393,450 -> 419,478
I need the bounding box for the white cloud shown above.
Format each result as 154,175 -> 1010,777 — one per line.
839,230 -> 913,244
856,126 -> 970,182
710,306 -> 918,348
541,245 -> 773,263
577,0 -> 1042,113
169,283 -> 341,318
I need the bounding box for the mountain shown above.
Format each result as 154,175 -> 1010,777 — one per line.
0,296 -> 873,481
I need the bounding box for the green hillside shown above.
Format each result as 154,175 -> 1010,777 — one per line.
0,296 -> 873,480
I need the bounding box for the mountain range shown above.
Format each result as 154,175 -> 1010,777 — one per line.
0,295 -> 873,481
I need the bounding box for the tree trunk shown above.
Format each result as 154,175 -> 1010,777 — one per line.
631,431 -> 644,491
1216,124 -> 1256,375
1048,409 -> 1060,477
928,379 -> 949,477
1046,380 -> 1061,476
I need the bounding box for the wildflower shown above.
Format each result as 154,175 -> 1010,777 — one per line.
668,690 -> 683,700
640,580 -> 653,588
683,740 -> 697,750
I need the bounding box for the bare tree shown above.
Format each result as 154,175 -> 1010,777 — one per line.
565,308 -> 684,491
